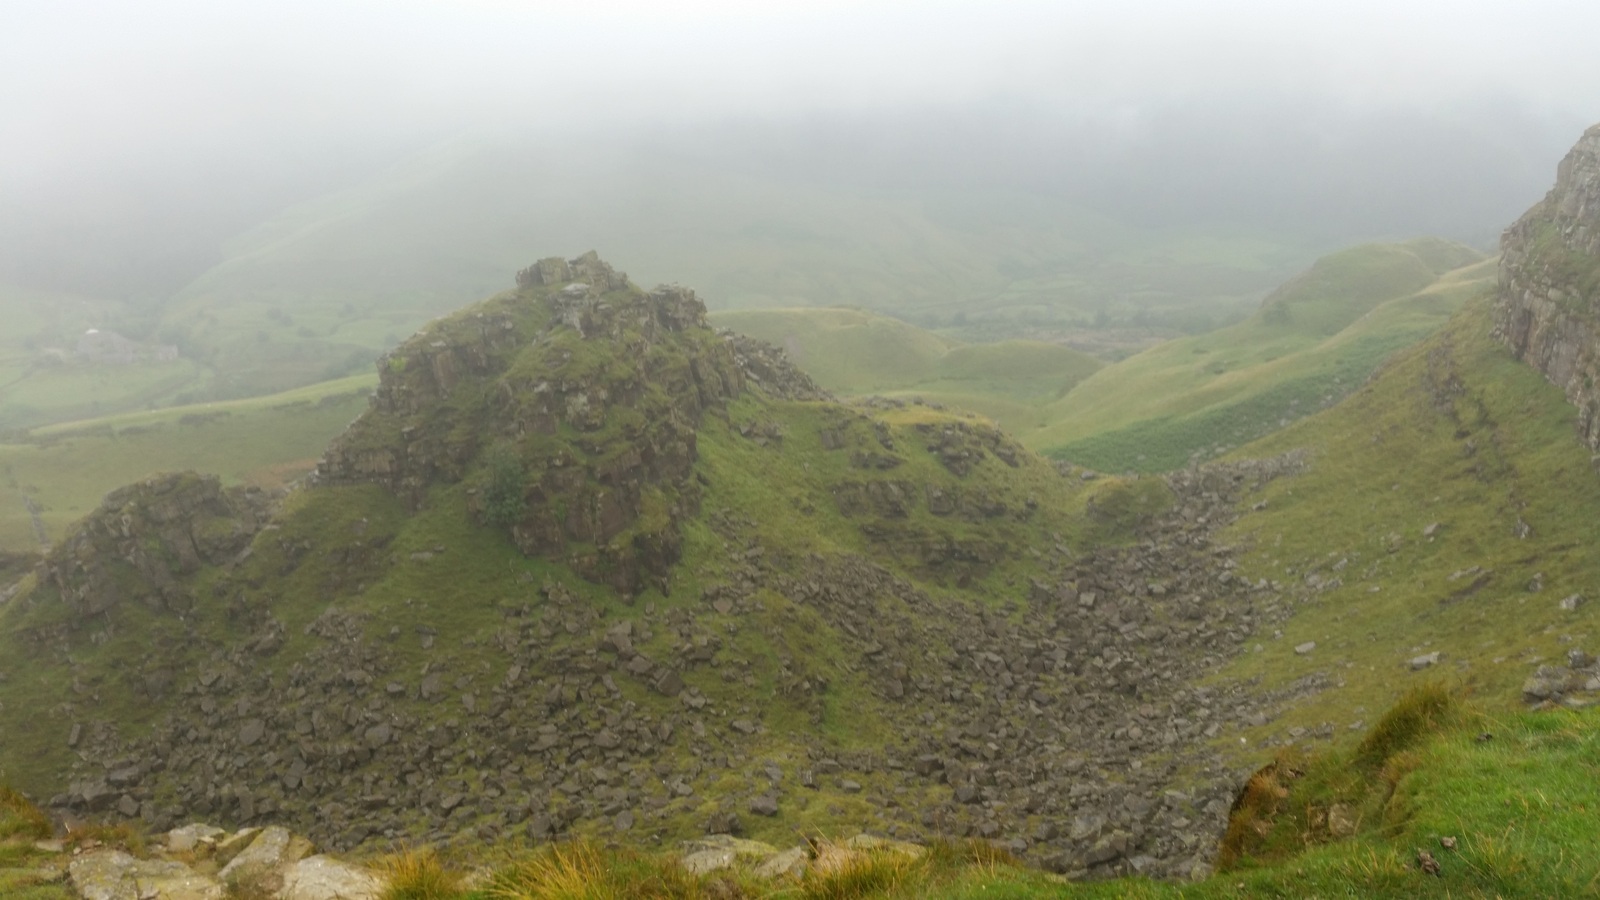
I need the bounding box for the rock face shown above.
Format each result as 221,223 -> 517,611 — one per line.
34,473 -> 276,619
317,251 -> 756,594
278,856 -> 384,900
70,848 -> 224,900
1494,123 -> 1600,450
64,824 -> 384,900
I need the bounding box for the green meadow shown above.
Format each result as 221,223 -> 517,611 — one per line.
1034,239 -> 1490,471
0,375 -> 374,552
711,307 -> 1103,430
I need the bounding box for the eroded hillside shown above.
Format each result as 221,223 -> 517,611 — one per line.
0,254 -> 1305,882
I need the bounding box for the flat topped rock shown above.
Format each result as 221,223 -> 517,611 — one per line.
70,848 -> 223,900
679,835 -> 780,875
279,855 -> 386,900
165,823 -> 226,854
218,825 -> 313,885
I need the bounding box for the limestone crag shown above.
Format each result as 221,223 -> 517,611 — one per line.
318,252 -> 754,594
719,331 -> 832,402
32,473 -> 276,621
1494,123 -> 1600,451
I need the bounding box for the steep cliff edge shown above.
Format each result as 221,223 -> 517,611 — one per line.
1494,124 -> 1600,450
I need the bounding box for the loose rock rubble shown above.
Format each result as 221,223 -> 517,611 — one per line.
12,254 -> 1326,885
42,455 -> 1310,882
1522,649 -> 1600,706
64,824 -> 382,900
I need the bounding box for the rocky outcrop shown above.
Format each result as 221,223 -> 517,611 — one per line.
6,254 -> 1325,885
70,848 -> 224,900
1494,124 -> 1600,450
50,455 -> 1305,881
33,473 -> 276,620
317,252 -> 752,594
720,331 -> 832,402
64,824 -> 383,900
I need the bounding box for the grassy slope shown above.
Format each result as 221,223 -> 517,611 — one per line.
0,374 -> 375,552
0,338 -> 1093,846
1035,239 -> 1490,472
0,788 -> 66,900
712,307 -> 1103,430
1207,297 -> 1600,750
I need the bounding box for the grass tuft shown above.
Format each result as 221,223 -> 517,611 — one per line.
379,846 -> 466,900
63,820 -> 144,856
800,843 -> 920,900
1353,683 -> 1455,771
0,787 -> 52,840
489,840 -> 710,900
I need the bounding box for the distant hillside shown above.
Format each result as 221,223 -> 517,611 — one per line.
131,138 -> 1314,405
0,283 -> 211,430
1160,293 -> 1600,783
712,307 -> 1102,428
1032,238 -> 1490,471
0,375 -> 375,554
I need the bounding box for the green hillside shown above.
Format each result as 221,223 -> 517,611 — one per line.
1,257 -> 1265,880
0,375 -> 375,553
1034,239 -> 1490,471
137,140 -> 1311,404
710,308 -> 956,391
712,307 -> 1103,428
3,261 -> 1599,895
1202,296 -> 1600,751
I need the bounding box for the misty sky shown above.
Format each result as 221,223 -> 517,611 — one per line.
5,0 -> 1600,305
7,0 -> 1600,185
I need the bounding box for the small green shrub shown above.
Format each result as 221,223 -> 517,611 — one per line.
479,440 -> 528,528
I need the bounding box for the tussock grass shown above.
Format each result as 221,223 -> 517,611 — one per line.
62,820 -> 144,856
379,846 -> 466,900
1352,683 -> 1456,770
0,787 -> 52,840
488,840 -> 712,900
1037,241 -> 1489,471
799,847 -> 918,900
